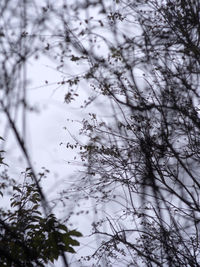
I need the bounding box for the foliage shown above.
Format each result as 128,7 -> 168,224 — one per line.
0,166 -> 82,267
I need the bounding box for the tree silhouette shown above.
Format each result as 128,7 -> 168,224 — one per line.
55,0 -> 200,266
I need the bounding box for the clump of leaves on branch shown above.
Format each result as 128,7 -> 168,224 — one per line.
55,0 -> 200,266
0,163 -> 82,267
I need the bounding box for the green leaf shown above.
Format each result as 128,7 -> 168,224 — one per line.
63,235 -> 80,247
66,246 -> 75,253
68,230 -> 83,237
69,238 -> 80,246
58,224 -> 68,232
13,186 -> 22,193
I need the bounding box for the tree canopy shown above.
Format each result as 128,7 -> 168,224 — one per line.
54,0 -> 200,266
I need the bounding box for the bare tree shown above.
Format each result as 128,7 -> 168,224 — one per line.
55,0 -> 200,266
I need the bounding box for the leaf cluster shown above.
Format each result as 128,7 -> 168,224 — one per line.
0,168 -> 82,267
